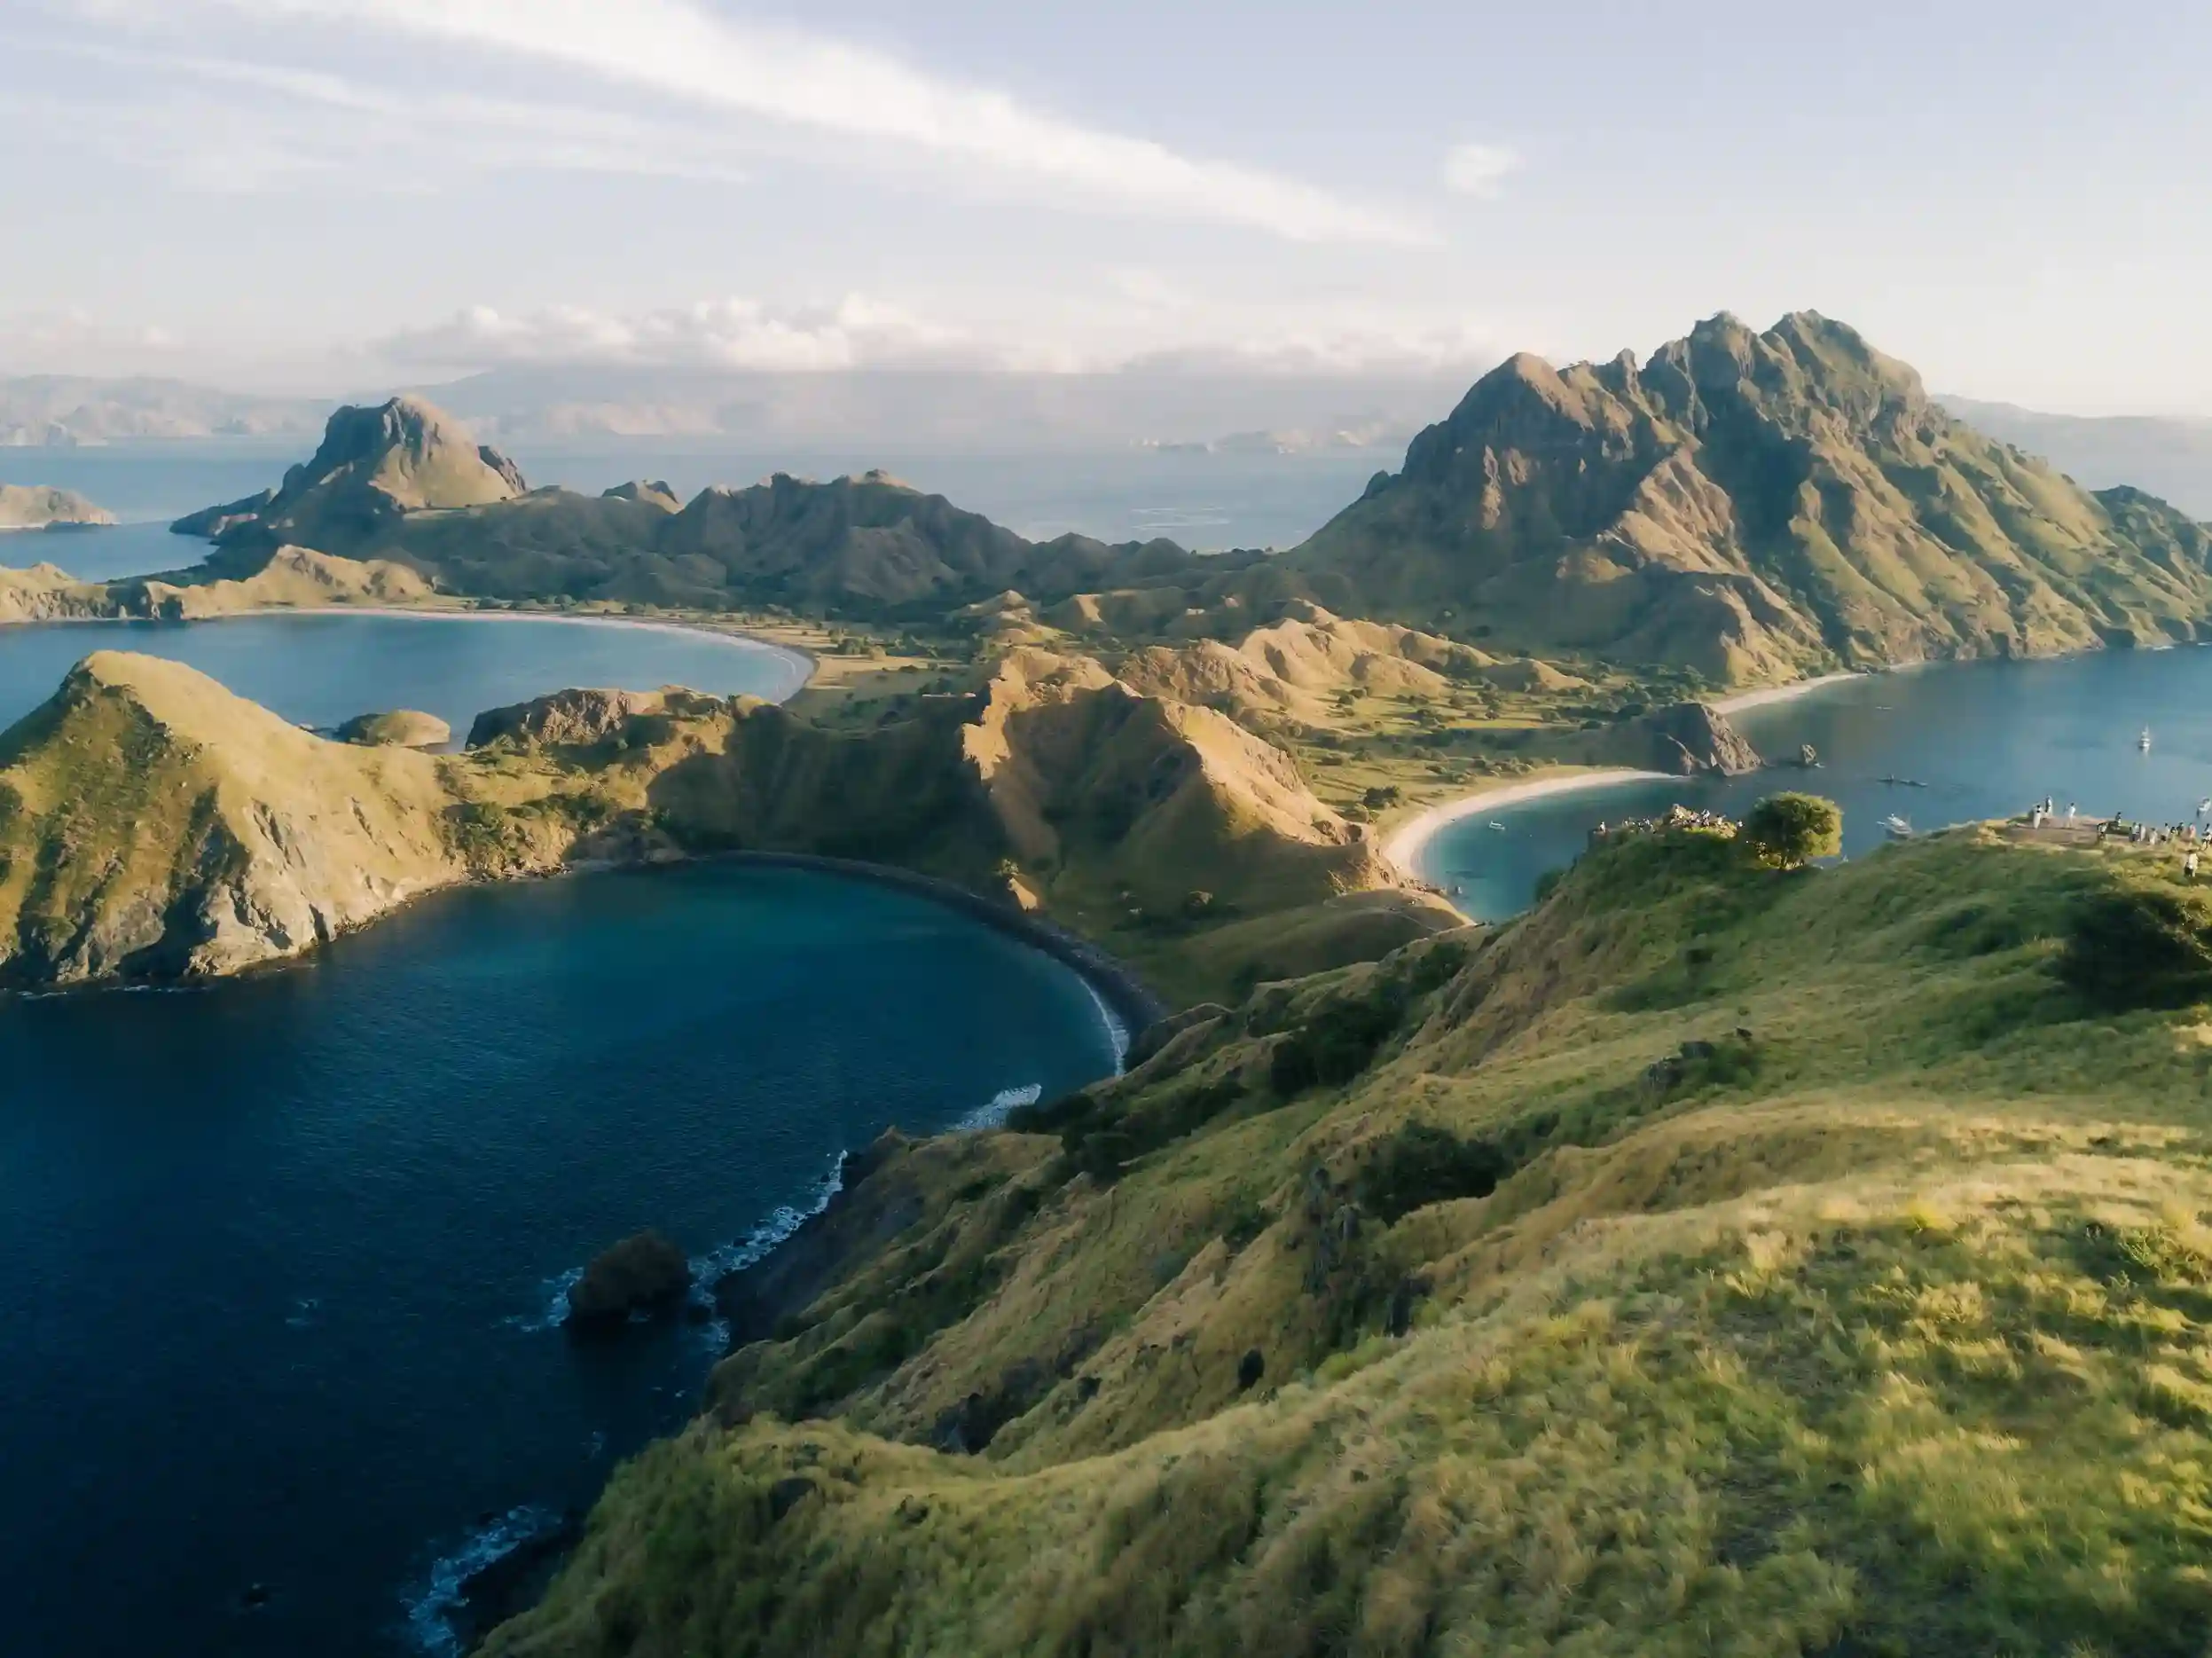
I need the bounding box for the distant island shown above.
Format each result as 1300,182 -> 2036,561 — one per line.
14,310 -> 2212,1657
0,483 -> 114,530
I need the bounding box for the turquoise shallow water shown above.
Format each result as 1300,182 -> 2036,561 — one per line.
0,863 -> 1122,1657
1417,648 -> 2212,918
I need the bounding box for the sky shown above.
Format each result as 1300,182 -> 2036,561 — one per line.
2,0 -> 2209,413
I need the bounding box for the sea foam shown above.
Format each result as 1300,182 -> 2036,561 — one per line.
400,1503 -> 562,1657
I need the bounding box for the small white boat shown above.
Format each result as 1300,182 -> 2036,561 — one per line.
1486,820 -> 1507,832
1881,814 -> 1914,839
2139,726 -> 2153,751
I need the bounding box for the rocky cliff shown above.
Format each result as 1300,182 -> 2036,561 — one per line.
1291,311 -> 2212,681
1607,700 -> 1764,775
171,396 -> 527,550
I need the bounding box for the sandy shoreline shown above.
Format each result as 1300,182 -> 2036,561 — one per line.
1383,768 -> 1673,873
1711,672 -> 1863,714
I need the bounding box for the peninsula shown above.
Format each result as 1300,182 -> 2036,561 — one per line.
11,309 -> 2212,1656
0,483 -> 114,530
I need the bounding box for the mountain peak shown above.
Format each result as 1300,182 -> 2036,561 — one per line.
173,397 -> 528,549
1293,309 -> 2209,681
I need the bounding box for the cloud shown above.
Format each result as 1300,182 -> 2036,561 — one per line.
6,39 -> 759,192
373,292 -> 1502,380
62,0 -> 1425,243
379,296 -> 984,373
1442,142 -> 1521,199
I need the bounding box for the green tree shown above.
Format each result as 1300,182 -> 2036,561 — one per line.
1741,792 -> 1842,868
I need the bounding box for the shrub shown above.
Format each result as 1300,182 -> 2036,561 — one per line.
1269,988 -> 1406,1095
2058,885 -> 2212,1010
1741,792 -> 1842,868
1354,1122 -> 1511,1223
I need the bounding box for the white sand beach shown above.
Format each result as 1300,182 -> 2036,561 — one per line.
1711,672 -> 1862,714
1383,768 -> 1673,873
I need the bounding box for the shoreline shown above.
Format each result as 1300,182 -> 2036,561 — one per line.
1383,768 -> 1673,875
1710,671 -> 1863,714
0,599 -> 820,703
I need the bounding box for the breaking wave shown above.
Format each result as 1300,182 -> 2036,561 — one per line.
400,1503 -> 562,1657
953,1082 -> 1043,1132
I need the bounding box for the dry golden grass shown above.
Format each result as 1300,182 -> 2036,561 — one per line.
484,828 -> 2212,1658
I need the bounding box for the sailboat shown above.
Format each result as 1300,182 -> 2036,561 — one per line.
2140,726 -> 2153,751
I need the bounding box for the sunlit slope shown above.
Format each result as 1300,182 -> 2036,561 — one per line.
487,827 -> 2212,1657
1293,311 -> 2212,682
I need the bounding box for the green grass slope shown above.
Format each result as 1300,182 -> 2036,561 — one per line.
484,824 -> 2212,1658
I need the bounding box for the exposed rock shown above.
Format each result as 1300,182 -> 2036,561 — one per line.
171,396 -> 527,552
603,479 -> 681,512
1609,701 -> 1763,775
0,484 -> 115,530
466,687 -> 686,750
1291,310 -> 2212,681
566,1230 -> 692,1326
334,709 -> 451,749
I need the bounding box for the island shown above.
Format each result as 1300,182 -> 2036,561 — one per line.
0,483 -> 115,530
12,308 -> 2212,1656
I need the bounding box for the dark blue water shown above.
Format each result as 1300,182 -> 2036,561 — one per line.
1419,649 -> 2212,917
0,612 -> 807,739
0,863 -> 1121,1658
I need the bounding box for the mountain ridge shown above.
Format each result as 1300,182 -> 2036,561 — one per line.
1290,310 -> 2212,680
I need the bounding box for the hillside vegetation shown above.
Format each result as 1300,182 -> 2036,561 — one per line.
482,823 -> 2212,1658
0,648 -> 1438,994
1291,312 -> 2212,681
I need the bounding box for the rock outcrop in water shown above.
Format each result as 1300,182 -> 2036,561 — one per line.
0,484 -> 114,530
568,1231 -> 692,1326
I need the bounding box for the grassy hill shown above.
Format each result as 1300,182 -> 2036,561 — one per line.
0,648 -> 1434,996
1291,312 -> 2212,682
478,821 -> 2212,1658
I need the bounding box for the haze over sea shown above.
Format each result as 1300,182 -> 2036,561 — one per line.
0,441 -> 1390,585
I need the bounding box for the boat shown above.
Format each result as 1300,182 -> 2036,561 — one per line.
2140,726 -> 2153,751
1486,820 -> 1507,832
1879,775 -> 1927,789
1881,814 -> 1914,839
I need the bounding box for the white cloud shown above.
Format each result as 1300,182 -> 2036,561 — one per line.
1443,142 -> 1521,199
64,0 -> 1425,243
7,40 -> 759,192
372,291 -> 1503,379
379,296 -> 984,373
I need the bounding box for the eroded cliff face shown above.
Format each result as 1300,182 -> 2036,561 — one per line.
1607,701 -> 1765,775
1292,311 -> 2212,681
